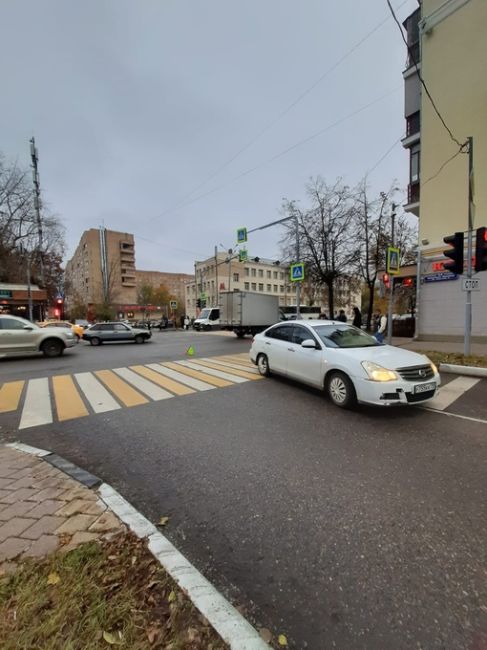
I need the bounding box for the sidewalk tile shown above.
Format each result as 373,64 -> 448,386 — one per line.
55,514 -> 97,535
1,488 -> 39,504
5,476 -> 36,491
33,476 -> 67,490
0,468 -> 18,479
0,517 -> 35,542
89,512 -> 121,533
60,487 -> 98,502
0,501 -> 37,521
31,487 -> 68,502
23,534 -> 59,557
0,537 -> 31,560
0,477 -> 16,489
25,500 -> 65,519
61,531 -> 100,552
56,499 -> 105,517
22,516 -> 65,540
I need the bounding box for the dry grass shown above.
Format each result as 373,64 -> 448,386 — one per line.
424,350 -> 487,369
0,531 -> 227,650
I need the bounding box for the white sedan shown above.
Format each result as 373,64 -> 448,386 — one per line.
250,321 -> 440,409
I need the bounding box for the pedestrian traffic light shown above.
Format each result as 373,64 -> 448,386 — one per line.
474,226 -> 487,272
402,277 -> 414,287
196,299 -> 201,308
382,273 -> 390,289
443,232 -> 464,275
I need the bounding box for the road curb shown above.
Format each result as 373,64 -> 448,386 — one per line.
6,441 -> 269,650
439,363 -> 487,378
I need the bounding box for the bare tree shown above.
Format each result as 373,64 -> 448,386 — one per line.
281,177 -> 359,317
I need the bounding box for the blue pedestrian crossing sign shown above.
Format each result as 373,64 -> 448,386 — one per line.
290,262 -> 305,282
236,227 -> 247,244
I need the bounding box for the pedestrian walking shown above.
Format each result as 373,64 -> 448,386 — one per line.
184,315 -> 190,331
352,306 -> 362,329
319,310 -> 328,320
374,310 -> 387,343
337,309 -> 347,323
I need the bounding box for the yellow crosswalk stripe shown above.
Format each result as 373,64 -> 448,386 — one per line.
52,375 -> 89,421
216,355 -> 254,368
130,365 -> 195,396
163,361 -> 232,387
95,370 -> 148,407
193,359 -> 261,380
0,381 -> 24,414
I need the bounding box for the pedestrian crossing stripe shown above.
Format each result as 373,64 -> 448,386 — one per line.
0,354 -> 260,430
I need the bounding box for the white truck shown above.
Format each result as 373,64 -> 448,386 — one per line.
219,291 -> 281,338
192,307 -> 220,331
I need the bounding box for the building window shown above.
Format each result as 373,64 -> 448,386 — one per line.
286,285 -> 291,293
274,285 -> 278,292
244,282 -> 250,290
273,271 -> 278,279
233,273 -> 239,282
280,272 -> 284,280
266,270 -> 271,279
245,267 -> 250,276
280,285 -> 284,293
251,268 -> 256,277
410,143 -> 420,183
258,269 -> 263,278
267,284 -> 271,291
251,282 -> 257,291
258,283 -> 264,291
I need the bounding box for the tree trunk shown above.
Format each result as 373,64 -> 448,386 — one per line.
327,281 -> 334,319
366,282 -> 375,331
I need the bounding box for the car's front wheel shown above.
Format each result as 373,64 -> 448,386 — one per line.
90,337 -> 101,346
135,334 -> 145,344
256,353 -> 270,377
326,371 -> 357,409
41,339 -> 64,358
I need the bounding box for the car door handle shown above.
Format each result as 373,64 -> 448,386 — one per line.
287,348 -> 295,352
265,341 -> 271,345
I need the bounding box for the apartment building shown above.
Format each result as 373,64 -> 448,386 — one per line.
184,253 -> 360,319
65,228 -> 137,308
402,0 -> 487,340
135,270 -> 193,307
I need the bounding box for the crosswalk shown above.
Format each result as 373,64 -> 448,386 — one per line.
0,354 -> 260,430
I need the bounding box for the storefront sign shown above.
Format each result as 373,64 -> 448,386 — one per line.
423,272 -> 458,283
0,290 -> 12,299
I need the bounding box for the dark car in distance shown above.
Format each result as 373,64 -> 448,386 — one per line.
82,322 -> 152,346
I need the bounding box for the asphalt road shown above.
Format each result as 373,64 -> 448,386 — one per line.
1,331 -> 486,649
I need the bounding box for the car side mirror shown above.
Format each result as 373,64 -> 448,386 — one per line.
23,325 -> 34,331
301,339 -> 317,349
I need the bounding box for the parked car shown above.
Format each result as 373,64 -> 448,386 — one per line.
250,320 -> 440,409
82,322 -> 152,346
38,320 -> 84,340
0,315 -> 76,358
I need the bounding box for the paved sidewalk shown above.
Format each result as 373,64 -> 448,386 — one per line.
0,446 -> 125,570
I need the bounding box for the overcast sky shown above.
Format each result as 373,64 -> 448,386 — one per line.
0,0 -> 418,274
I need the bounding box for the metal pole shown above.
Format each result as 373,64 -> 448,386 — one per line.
30,138 -> 44,286
464,136 -> 474,357
26,255 -> 33,322
386,204 -> 396,344
214,245 -> 219,306
295,215 -> 301,319
413,244 -> 422,339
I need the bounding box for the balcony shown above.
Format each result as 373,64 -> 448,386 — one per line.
404,182 -> 420,216
405,40 -> 420,70
402,111 -> 421,148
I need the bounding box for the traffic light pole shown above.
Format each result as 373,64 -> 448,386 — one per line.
386,204 -> 396,344
464,136 -> 474,357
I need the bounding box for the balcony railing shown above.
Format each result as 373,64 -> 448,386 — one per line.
408,182 -> 420,204
406,112 -> 420,137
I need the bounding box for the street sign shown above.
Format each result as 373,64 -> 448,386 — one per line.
423,272 -> 458,282
461,277 -> 481,292
200,292 -> 207,301
170,300 -> 178,310
236,227 -> 247,244
290,262 -> 305,282
387,247 -> 400,275
238,248 -> 248,262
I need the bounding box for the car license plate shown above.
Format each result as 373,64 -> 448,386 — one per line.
414,382 -> 436,394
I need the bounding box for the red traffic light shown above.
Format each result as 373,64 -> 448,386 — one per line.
474,226 -> 487,272
382,273 -> 390,288
54,308 -> 60,317
56,298 -> 63,305
402,277 -> 413,287
443,232 -> 464,275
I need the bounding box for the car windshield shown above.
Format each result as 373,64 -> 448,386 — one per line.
313,324 -> 380,348
198,309 -> 211,319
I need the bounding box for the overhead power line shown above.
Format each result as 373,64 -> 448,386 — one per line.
367,138 -> 402,175
149,0 -> 411,224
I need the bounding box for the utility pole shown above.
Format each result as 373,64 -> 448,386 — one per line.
386,203 -> 396,344
464,136 -> 474,356
214,245 -> 219,306
413,244 -> 422,339
295,215 -> 301,319
30,138 -> 44,286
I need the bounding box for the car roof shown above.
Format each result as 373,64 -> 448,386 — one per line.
277,319 -> 341,326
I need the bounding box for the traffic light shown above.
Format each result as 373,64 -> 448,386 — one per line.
402,277 -> 414,287
474,226 -> 487,272
382,273 -> 390,289
196,299 -> 201,309
443,232 -> 464,275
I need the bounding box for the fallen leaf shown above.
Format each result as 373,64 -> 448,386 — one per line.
167,590 -> 176,603
146,625 -> 160,644
259,628 -> 272,643
187,627 -> 200,642
47,572 -> 60,585
158,516 -> 169,526
103,630 -> 123,645
278,634 -> 288,646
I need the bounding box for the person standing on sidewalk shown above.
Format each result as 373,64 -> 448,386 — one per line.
374,310 -> 387,343
184,315 -> 190,330
352,306 -> 362,329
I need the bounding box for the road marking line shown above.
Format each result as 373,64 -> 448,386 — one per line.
95,370 -> 148,407
74,373 -> 121,413
215,355 -> 255,368
420,406 -> 487,425
113,367 -> 173,400
19,378 -> 52,429
197,358 -> 261,380
0,381 -> 24,413
427,376 -> 480,411
138,364 -> 201,394
205,357 -> 259,373
177,360 -> 248,383
52,375 -> 89,421
164,361 -> 233,387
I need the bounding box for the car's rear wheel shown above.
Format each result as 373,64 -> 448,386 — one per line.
135,334 -> 145,344
257,353 -> 270,377
326,371 -> 357,409
90,337 -> 101,346
41,339 -> 64,358
235,331 -> 245,339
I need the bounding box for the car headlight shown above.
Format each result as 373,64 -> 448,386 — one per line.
66,332 -> 74,338
361,361 -> 399,382
428,360 -> 438,375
